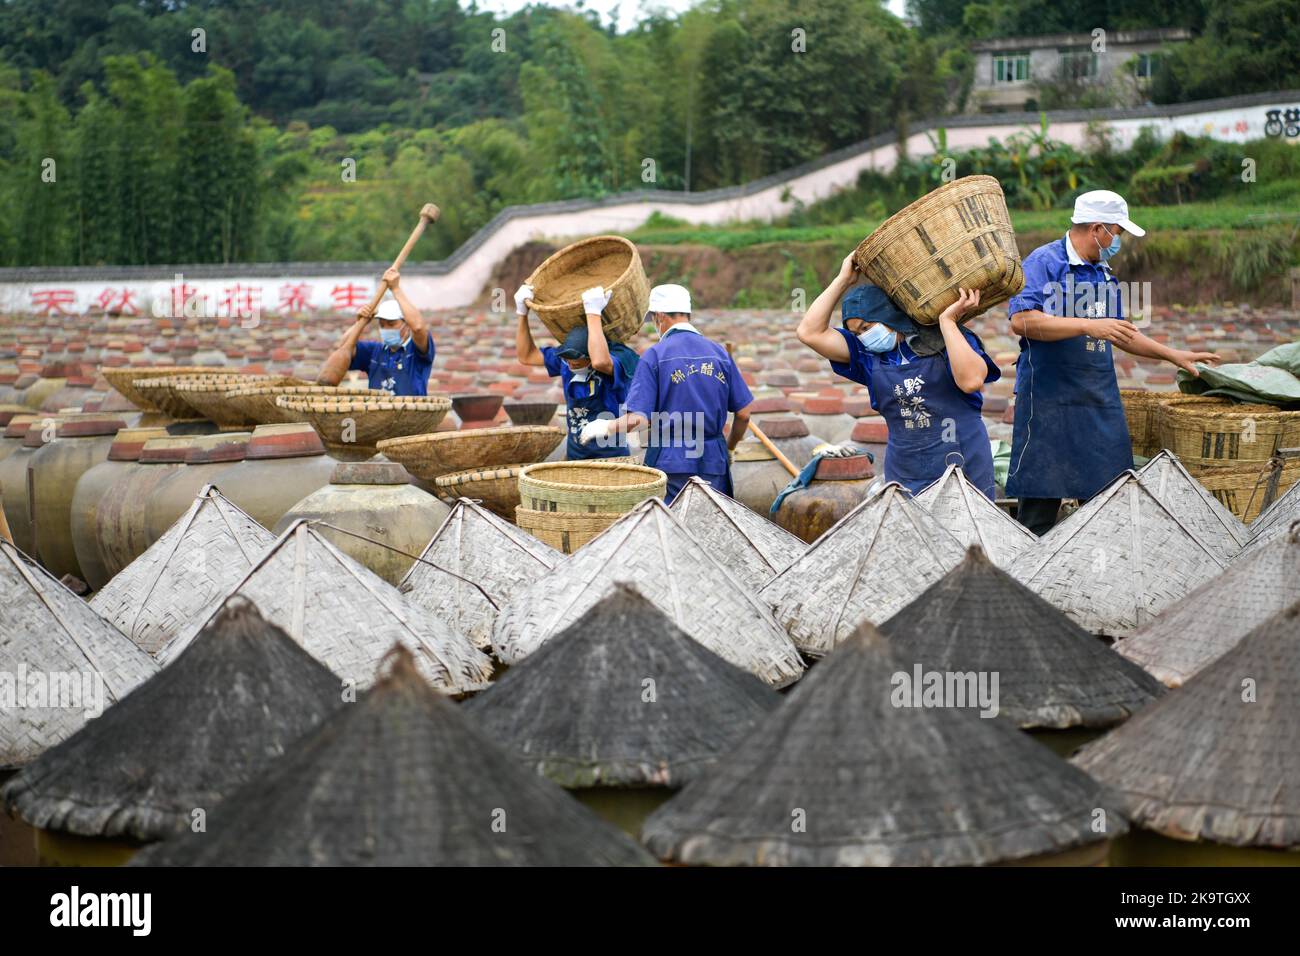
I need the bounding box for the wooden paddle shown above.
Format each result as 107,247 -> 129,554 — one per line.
360,202 -> 441,321
723,340 -> 799,479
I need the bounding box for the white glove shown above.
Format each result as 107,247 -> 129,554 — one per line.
582,286 -> 612,316
514,283 -> 534,317
579,419 -> 615,445
813,442 -> 860,459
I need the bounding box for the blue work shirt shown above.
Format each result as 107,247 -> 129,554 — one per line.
351,337 -> 434,396
541,345 -> 631,460
829,326 -> 999,411
1007,234 -> 1126,338
625,324 -> 753,476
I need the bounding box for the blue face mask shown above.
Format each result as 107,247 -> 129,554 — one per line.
1097,226 -> 1121,261
857,323 -> 897,353
380,328 -> 403,348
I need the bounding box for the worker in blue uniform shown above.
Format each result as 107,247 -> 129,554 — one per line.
317,266 -> 434,395
1007,190 -> 1220,534
514,283 -> 638,460
798,252 -> 1000,497
578,284 -> 753,502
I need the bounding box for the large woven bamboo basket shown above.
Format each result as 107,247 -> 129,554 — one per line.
134,372 -> 261,419
515,505 -> 624,554
525,235 -> 649,344
434,465 -> 527,520
101,366 -> 212,411
376,425 -> 563,481
173,375 -> 305,427
853,175 -> 1023,325
518,461 -> 666,513
1188,458 -> 1300,523
1119,388 -> 1161,457
1156,400 -> 1300,468
225,384 -> 390,426
276,394 -> 452,461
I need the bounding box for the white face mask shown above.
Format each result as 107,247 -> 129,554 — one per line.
570,366 -> 593,383
856,323 -> 897,353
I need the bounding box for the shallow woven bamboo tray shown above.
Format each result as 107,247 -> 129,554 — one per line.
1119,388 -> 1160,457
173,375 -> 305,427
376,425 -> 563,480
853,175 -> 1023,325
434,465 -> 526,520
515,505 -> 623,554
102,366 -> 211,411
525,235 -> 649,344
225,384 -> 390,426
1189,458 -> 1300,523
134,372 -> 261,419
1156,400 -> 1300,468
276,394 -> 452,460
518,461 -> 666,513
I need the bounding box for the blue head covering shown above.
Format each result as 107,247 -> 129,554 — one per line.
841,283 -> 918,333
557,325 -> 589,359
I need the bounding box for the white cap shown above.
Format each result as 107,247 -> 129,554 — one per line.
643,283 -> 692,323
1071,189 -> 1145,237
375,295 -> 403,322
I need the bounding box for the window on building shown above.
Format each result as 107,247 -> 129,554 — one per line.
993,53 -> 1030,84
1059,49 -> 1099,81
1134,53 -> 1161,79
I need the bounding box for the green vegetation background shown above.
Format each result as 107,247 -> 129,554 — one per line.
0,0 -> 1296,269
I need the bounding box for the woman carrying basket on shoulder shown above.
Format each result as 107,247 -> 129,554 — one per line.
797,252 -> 1001,498
514,283 -> 639,461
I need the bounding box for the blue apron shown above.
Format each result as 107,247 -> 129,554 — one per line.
1005,324 -> 1132,501
866,351 -> 996,498
563,372 -> 628,461
644,437 -> 732,503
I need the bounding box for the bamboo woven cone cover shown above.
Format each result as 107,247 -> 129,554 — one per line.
1008,472 -> 1228,636
1135,451 -> 1247,561
492,498 -> 805,688
102,366 -> 211,412
1,599 -> 343,842
466,585 -> 779,788
224,384 -> 391,427
640,622 -> 1126,866
852,175 -> 1023,325
129,647 -> 653,866
0,541 -> 157,768
667,477 -> 805,591
525,235 -> 650,344
154,521 -> 493,692
881,547 -> 1163,728
398,499 -> 560,650
759,484 -> 966,658
913,465 -> 1036,567
1115,523 -> 1300,687
276,394 -> 452,459
89,486 -> 275,656
1073,601 -> 1300,849
1238,480 -> 1300,560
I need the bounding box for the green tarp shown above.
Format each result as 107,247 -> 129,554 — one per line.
1177,341 -> 1300,407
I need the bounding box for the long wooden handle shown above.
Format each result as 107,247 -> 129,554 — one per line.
362,203 -> 441,316
748,420 -> 800,478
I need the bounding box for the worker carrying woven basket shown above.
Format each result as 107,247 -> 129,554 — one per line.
577,284 -> 754,503
514,283 -> 639,460
798,253 -> 1000,497
1006,190 -> 1220,535
316,267 -> 434,396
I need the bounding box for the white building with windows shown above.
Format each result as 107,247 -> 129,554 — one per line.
970,28 -> 1192,113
